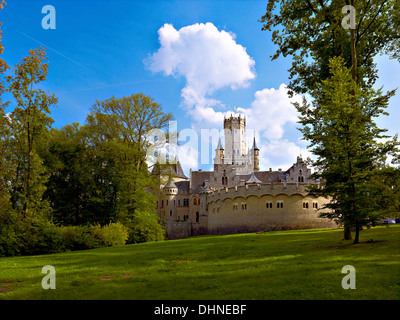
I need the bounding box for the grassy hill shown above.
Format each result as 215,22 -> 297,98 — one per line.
1,225 -> 399,300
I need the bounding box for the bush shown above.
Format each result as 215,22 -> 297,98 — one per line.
90,222 -> 129,247
57,222 -> 129,251
0,210 -> 23,256
126,210 -> 165,244
0,212 -> 129,257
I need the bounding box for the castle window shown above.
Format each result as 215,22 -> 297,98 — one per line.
196,212 -> 199,223
303,202 -> 309,209
178,199 -> 180,206
313,202 -> 318,209
194,198 -> 197,205
298,176 -> 304,183
170,210 -> 172,216
277,201 -> 283,208
161,200 -> 164,208
241,203 -> 247,210
233,203 -> 238,210
166,200 -> 168,206
266,202 -> 273,209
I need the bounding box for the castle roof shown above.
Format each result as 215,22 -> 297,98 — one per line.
246,171 -> 263,184
216,136 -> 224,150
151,158 -> 188,180
252,136 -> 259,150
163,176 -> 177,189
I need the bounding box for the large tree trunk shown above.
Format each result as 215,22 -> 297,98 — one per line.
344,225 -> 352,240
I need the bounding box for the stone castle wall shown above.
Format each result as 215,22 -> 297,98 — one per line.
203,183 -> 336,234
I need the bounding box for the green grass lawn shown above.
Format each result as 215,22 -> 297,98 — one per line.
1,225 -> 399,300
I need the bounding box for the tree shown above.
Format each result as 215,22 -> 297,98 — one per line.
40,123 -> 119,226
295,57 -> 399,243
85,93 -> 172,242
260,0 -> 400,96
0,0 -> 11,210
260,0 -> 400,239
6,47 -> 58,217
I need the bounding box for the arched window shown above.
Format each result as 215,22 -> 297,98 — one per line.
298,176 -> 304,183
170,210 -> 172,216
194,198 -> 197,205
196,212 -> 199,222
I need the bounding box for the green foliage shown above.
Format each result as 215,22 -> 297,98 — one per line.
126,210 -> 165,244
0,214 -> 129,257
260,0 -> 400,95
57,223 -> 129,251
89,222 -> 129,247
5,47 -> 57,217
40,124 -> 119,226
295,57 -> 399,243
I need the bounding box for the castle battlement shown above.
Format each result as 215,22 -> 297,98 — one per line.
205,182 -> 320,203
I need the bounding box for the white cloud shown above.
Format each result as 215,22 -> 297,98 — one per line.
146,22 -> 256,109
259,139 -> 313,171
237,84 -> 301,140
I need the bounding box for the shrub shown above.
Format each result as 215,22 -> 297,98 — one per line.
0,214 -> 130,257
90,222 -> 129,247
126,210 -> 165,244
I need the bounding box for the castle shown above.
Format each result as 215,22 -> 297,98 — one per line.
153,114 -> 336,239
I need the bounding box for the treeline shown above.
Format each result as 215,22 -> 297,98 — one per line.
0,44 -> 172,256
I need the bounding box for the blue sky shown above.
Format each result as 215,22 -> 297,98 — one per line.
2,0 -> 399,174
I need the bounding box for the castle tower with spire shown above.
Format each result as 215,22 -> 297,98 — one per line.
251,136 -> 260,172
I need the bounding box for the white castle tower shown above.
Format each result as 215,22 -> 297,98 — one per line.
223,114 -> 247,165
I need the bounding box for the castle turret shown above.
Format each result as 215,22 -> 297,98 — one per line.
251,136 -> 260,172
214,136 -> 224,168
163,176 -> 178,219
